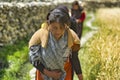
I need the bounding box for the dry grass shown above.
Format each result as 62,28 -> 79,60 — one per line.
80,8 -> 120,80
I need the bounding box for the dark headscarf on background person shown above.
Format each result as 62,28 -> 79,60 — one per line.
72,1 -> 83,12
71,1 -> 84,19
71,1 -> 86,39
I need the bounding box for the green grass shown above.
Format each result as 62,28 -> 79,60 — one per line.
0,38 -> 33,80
82,26 -> 92,36
82,12 -> 93,36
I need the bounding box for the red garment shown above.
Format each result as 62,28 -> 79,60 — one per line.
79,12 -> 86,22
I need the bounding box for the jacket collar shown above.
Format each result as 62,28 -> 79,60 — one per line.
41,23 -> 74,48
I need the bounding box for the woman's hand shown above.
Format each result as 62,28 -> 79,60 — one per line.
77,74 -> 83,80
76,19 -> 81,23
44,69 -> 62,79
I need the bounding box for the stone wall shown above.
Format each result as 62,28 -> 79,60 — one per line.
84,1 -> 120,11
0,0 -> 51,2
0,2 -> 57,45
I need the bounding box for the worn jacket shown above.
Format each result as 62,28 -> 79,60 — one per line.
29,23 -> 81,80
29,23 -> 80,51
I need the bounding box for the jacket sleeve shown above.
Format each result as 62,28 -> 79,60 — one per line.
69,29 -> 82,74
70,29 -> 80,52
70,51 -> 82,74
29,45 -> 45,73
79,12 -> 86,22
29,29 -> 45,73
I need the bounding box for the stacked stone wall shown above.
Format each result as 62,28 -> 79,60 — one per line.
0,2 -> 56,45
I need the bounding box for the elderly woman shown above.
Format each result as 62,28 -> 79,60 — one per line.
29,7 -> 83,80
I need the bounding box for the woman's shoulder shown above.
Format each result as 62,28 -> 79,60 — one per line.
41,22 -> 48,29
68,28 -> 80,49
34,26 -> 49,37
69,28 -> 77,35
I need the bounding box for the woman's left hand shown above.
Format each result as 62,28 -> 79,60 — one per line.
76,19 -> 81,23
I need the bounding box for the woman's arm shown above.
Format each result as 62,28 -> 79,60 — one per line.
34,62 -> 62,80
70,51 -> 83,80
29,45 -> 62,79
79,12 -> 86,22
43,69 -> 62,80
71,51 -> 82,74
76,12 -> 86,23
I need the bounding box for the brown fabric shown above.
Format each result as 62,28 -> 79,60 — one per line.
36,70 -> 43,80
29,28 -> 49,48
64,60 -> 73,80
29,23 -> 80,50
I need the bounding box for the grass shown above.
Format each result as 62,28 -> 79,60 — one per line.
0,37 -> 33,80
79,8 -> 120,80
82,25 -> 92,37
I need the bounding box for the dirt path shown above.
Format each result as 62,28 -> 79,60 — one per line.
81,13 -> 98,47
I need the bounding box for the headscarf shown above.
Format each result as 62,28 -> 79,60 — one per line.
47,8 -> 70,27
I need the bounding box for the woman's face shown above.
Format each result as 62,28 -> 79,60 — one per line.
49,22 -> 66,40
73,5 -> 79,10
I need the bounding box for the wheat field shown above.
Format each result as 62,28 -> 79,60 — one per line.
79,8 -> 120,80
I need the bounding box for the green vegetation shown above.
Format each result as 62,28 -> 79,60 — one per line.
82,25 -> 92,37
0,38 -> 33,80
82,12 -> 93,36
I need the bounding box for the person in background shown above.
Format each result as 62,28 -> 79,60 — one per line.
71,1 -> 86,39
29,7 -> 83,80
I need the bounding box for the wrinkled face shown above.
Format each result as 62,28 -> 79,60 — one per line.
49,22 -> 66,40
